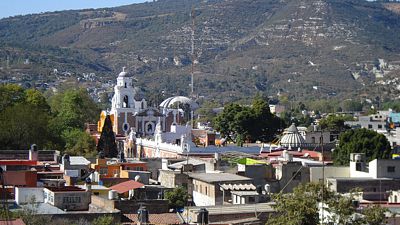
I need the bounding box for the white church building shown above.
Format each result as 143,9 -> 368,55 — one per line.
99,68 -> 183,136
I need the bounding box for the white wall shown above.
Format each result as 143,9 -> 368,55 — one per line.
349,161 -> 370,178
192,191 -> 215,206
15,187 -> 44,205
369,159 -> 400,179
310,167 -> 350,183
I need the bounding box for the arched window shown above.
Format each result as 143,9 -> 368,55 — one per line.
147,124 -> 153,133
123,95 -> 129,108
395,195 -> 398,203
141,101 -> 144,109
124,82 -> 127,88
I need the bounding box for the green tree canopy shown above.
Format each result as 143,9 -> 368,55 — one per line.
214,95 -> 284,144
269,182 -> 387,225
0,84 -> 25,111
319,114 -> 353,132
165,186 -> 188,210
333,128 -> 392,165
0,84 -> 100,154
62,128 -> 97,157
0,104 -> 50,150
49,89 -> 100,131
342,100 -> 363,112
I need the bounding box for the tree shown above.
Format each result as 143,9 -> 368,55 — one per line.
268,182 -> 387,225
0,84 -> 25,111
25,89 -> 51,113
319,114 -> 353,132
333,128 -> 392,165
49,89 -> 100,131
165,186 -> 188,210
62,128 -> 97,157
195,100 -> 220,124
0,104 -> 51,149
214,96 -> 284,143
342,100 -> 363,112
97,115 -> 118,158
92,215 -> 116,225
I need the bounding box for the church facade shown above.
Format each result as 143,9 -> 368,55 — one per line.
98,68 -> 183,137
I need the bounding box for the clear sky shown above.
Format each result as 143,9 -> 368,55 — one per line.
0,0 -> 147,19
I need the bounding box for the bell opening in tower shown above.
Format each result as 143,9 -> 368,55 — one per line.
123,95 -> 129,108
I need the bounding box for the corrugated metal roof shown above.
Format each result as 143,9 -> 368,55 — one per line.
109,180 -> 144,194
220,183 -> 256,191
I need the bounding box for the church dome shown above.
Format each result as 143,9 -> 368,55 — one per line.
279,123 -> 306,149
159,96 -> 199,110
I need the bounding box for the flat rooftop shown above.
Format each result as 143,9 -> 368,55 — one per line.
327,177 -> 394,181
45,186 -> 86,192
189,172 -> 251,183
186,202 -> 275,215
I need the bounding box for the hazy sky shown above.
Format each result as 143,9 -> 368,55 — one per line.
0,0 -> 146,19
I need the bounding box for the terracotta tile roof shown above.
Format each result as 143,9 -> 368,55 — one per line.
109,180 -> 144,194
123,213 -> 182,225
0,219 -> 26,225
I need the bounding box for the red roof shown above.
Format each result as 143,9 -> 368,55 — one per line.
0,219 -> 25,225
260,149 -> 321,159
109,180 -> 144,194
0,160 -> 37,166
123,213 -> 181,224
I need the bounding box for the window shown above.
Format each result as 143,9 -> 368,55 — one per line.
248,196 -> 255,203
100,167 -> 108,175
147,124 -> 153,133
205,187 -> 208,195
293,172 -> 301,180
388,166 -> 395,173
63,196 -> 81,204
378,124 -> 382,129
368,124 -> 373,129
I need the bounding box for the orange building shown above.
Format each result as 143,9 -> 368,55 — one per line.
91,158 -> 147,178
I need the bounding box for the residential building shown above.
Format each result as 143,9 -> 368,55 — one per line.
44,186 -> 91,211
189,172 -> 255,206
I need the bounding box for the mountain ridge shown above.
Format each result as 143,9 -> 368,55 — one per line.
0,0 -> 399,103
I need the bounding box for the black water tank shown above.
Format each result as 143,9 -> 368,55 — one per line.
197,208 -> 209,225
138,206 -> 149,223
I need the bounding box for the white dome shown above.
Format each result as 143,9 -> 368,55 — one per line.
159,96 -> 199,109
118,67 -> 128,77
279,123 -> 306,148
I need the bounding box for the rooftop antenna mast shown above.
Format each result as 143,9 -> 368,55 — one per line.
190,7 -> 196,98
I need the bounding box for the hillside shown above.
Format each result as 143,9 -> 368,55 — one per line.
0,0 -> 399,103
